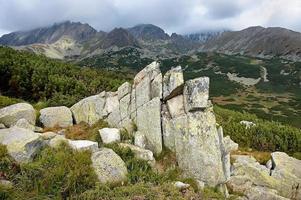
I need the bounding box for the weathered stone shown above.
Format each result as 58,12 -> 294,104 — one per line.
0,127 -> 44,162
117,82 -> 132,100
0,123 -> 6,129
68,140 -> 98,152
162,113 -> 176,151
174,181 -> 190,190
99,128 -> 120,144
134,131 -> 146,149
91,148 -> 128,184
119,93 -> 131,120
137,97 -> 162,155
166,95 -> 185,118
0,103 -> 36,127
107,108 -> 121,128
119,143 -> 155,166
41,131 -> 57,140
130,87 -> 137,119
13,118 -> 35,131
104,92 -> 119,115
151,73 -> 163,99
48,135 -> 68,148
183,77 -> 209,111
228,154 -> 301,199
119,118 -> 134,133
71,92 -> 106,125
34,126 -> 43,133
135,75 -> 151,108
240,120 -> 256,129
40,106 -> 73,128
133,61 -> 161,86
174,108 -> 225,186
163,66 -> 184,100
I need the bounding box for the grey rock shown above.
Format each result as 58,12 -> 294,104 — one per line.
162,113 -> 176,151
104,92 -> 119,115
174,181 -> 190,190
135,75 -> 151,108
174,108 -> 225,186
240,120 -> 256,129
119,93 -> 131,120
13,118 -> 35,131
117,82 -> 132,100
71,92 -> 106,125
151,73 -> 163,99
0,123 -> 6,129
99,128 -> 120,144
0,103 -> 36,127
107,107 -> 121,128
91,148 -> 128,184
137,97 -> 162,155
40,106 -> 73,128
134,131 -> 146,149
163,66 -> 184,100
119,143 -> 155,166
0,127 -> 44,162
41,131 -> 57,140
133,61 -> 161,86
183,77 -> 209,112
166,95 -> 185,118
48,135 -> 68,148
68,140 -> 98,152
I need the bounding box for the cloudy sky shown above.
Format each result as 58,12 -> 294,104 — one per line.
0,0 -> 300,36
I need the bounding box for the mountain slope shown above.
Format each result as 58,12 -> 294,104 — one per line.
202,26 -> 301,61
127,24 -> 169,41
0,21 -> 97,46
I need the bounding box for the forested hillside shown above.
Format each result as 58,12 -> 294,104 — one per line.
0,47 -> 132,107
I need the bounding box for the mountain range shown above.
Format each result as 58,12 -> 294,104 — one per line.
2,21 -> 301,61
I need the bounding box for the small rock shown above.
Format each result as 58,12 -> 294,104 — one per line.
119,143 -> 155,166
240,120 -> 256,129
174,181 -> 190,190
68,140 -> 98,152
91,148 -> 128,184
134,131 -> 146,148
99,128 -> 120,144
49,135 -> 68,148
0,123 -> 6,129
41,131 -> 57,140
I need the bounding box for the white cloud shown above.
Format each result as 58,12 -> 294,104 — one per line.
0,0 -> 300,34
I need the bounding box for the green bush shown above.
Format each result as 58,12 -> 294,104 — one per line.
0,95 -> 23,109
214,106 -> 301,154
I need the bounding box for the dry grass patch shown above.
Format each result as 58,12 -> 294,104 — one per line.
231,148 -> 271,164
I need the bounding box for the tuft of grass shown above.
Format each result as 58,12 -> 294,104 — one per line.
0,95 -> 24,109
120,128 -> 134,144
0,144 -> 20,181
9,142 -> 98,199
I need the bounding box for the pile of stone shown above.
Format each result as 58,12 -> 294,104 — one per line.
0,61 -> 300,199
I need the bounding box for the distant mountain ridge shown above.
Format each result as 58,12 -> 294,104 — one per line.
1,21 -> 301,61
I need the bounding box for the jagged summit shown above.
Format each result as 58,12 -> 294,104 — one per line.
127,24 -> 169,41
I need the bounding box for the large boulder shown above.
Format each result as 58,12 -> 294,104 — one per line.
0,127 -> 44,162
0,103 -> 36,127
71,92 -> 106,125
228,154 -> 301,199
117,82 -> 132,100
39,106 -> 73,128
166,95 -> 185,118
174,107 -> 225,186
163,66 -> 184,100
136,97 -> 162,155
99,128 -> 120,144
91,148 -> 128,184
183,77 -> 209,112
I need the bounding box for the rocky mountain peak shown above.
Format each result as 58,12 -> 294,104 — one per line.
101,28 -> 139,48
128,24 -> 169,41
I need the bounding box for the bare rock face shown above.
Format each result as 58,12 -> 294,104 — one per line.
163,66 -> 184,100
40,106 -> 73,128
99,128 -> 120,144
0,127 -> 44,162
137,97 -> 162,155
71,92 -> 106,125
183,77 -> 209,112
228,154 -> 301,199
117,82 -> 132,100
0,103 -> 36,127
91,148 -> 128,184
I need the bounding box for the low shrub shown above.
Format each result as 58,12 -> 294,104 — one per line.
0,95 -> 23,109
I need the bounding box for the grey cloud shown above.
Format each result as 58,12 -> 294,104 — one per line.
0,0 -> 300,36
